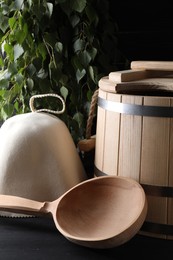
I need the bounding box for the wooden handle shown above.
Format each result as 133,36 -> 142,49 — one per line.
109,69 -> 148,82
131,61 -> 173,71
0,195 -> 47,216
78,135 -> 96,152
109,69 -> 172,83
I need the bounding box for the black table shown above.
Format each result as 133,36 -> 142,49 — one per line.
0,216 -> 173,260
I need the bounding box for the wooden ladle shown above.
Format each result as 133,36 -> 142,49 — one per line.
0,176 -> 147,248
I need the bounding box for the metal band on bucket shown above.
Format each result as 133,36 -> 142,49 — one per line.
95,166 -> 173,236
94,166 -> 173,197
142,221 -> 173,236
98,96 -> 173,117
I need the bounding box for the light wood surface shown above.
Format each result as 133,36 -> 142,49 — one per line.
0,176 -> 147,249
115,78 -> 173,95
118,95 -> 143,181
140,97 -> 170,239
98,77 -> 116,93
99,76 -> 173,95
131,60 -> 173,71
109,69 -> 172,82
102,92 -> 121,175
99,76 -> 173,94
109,69 -> 147,82
168,98 -> 173,239
95,90 -> 107,172
95,87 -> 173,239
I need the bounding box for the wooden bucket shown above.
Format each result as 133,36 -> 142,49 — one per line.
95,77 -> 173,239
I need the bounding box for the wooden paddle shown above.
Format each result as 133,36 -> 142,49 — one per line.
0,176 -> 147,249
131,61 -> 173,71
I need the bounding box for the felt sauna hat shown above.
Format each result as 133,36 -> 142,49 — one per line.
0,94 -> 87,212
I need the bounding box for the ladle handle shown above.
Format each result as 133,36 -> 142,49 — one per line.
0,195 -> 47,216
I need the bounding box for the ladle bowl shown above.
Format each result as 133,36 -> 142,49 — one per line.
0,176 -> 147,248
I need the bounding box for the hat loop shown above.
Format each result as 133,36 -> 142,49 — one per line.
29,93 -> 65,114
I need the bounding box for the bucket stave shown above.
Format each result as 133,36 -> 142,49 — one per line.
95,81 -> 173,239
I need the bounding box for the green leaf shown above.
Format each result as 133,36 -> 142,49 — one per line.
14,101 -> 19,112
89,65 -> 96,83
47,3 -> 53,17
26,78 -> 34,90
4,43 -> 14,61
0,79 -> 9,89
87,89 -> 94,101
15,0 -> 24,10
0,57 -> 4,67
37,68 -> 47,79
28,0 -> 32,8
73,38 -> 85,53
0,4 -> 10,15
15,73 -> 24,85
27,63 -> 36,77
38,43 -> 47,60
70,14 -> 80,27
88,47 -> 97,61
70,0 -> 86,13
8,17 -> 16,30
59,74 -> 68,85
16,23 -> 28,44
60,86 -> 68,101
0,16 -> 9,33
1,104 -> 14,120
76,68 -> 86,83
0,69 -> 10,81
73,112 -> 84,127
14,44 -> 24,61
10,83 -> 22,98
78,50 -> 91,67
71,56 -> 83,71
8,62 -> 18,76
55,42 -> 63,53
0,89 -> 6,98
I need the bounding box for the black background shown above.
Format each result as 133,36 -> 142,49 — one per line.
109,1 -> 173,62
